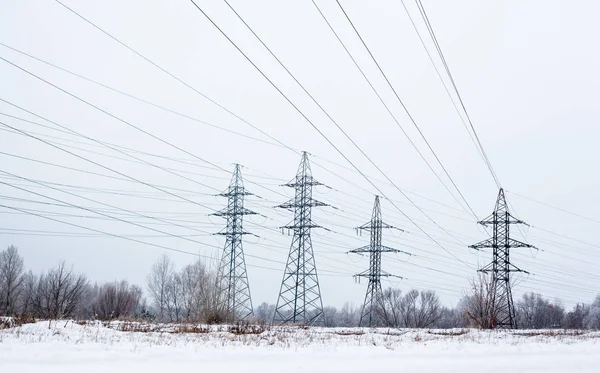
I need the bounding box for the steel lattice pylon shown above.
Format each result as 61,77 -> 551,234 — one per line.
213,164 -> 256,321
469,188 -> 534,329
273,152 -> 328,325
350,196 -> 406,327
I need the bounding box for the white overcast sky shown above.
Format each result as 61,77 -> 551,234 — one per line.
1,0 -> 599,309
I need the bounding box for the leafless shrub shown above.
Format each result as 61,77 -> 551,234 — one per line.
92,281 -> 142,320
462,273 -> 496,329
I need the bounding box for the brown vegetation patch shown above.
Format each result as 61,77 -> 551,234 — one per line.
0,315 -> 36,329
333,330 -> 365,336
228,322 -> 265,335
427,329 -> 470,336
513,330 -> 586,337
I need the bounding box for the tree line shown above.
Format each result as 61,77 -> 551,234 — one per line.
1,245 -> 599,329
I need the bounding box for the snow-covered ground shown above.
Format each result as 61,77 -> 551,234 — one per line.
1,321 -> 599,372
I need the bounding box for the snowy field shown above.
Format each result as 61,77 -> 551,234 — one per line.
1,321 -> 600,372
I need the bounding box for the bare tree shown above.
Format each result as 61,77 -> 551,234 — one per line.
18,270 -> 37,315
376,288 -> 403,327
434,306 -> 464,329
564,303 -> 590,329
401,290 -> 441,328
33,261 -> 88,319
583,295 -> 600,330
255,302 -> 276,324
147,254 -> 174,321
0,245 -> 25,315
463,273 -> 496,329
339,302 -> 360,327
78,283 -> 99,319
323,306 -> 338,327
179,259 -> 210,322
399,289 -> 419,327
516,292 -> 564,329
92,281 -> 142,320
166,272 -> 185,322
199,267 -> 228,323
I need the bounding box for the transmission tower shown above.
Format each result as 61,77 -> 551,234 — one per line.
273,152 -> 328,325
469,188 -> 534,329
350,196 -> 406,327
212,164 -> 256,320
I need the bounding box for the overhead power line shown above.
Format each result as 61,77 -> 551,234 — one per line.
396,0 -> 484,163
226,0 -> 472,221
0,41 -> 286,150
507,190 -> 600,225
0,202 -> 347,277
1,108 -> 478,276
413,0 -> 501,188
332,0 -> 479,221
0,170 -> 213,236
5,1 -> 517,284
48,0 -> 481,219
52,0 -> 297,154
221,0 -> 474,243
0,56 -> 229,177
0,22 -> 476,225
0,179 -> 220,248
188,0 -> 473,268
0,120 -> 216,211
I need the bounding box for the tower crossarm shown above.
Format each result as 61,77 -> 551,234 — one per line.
470,238 -> 536,250
217,190 -> 253,197
282,180 -> 324,188
356,221 -> 398,231
211,207 -> 257,217
279,223 -> 323,230
277,199 -> 329,209
214,229 -> 254,236
468,238 -> 494,250
479,261 -> 529,274
349,245 -> 373,254
477,213 -> 527,226
354,272 -> 403,280
350,245 -> 409,255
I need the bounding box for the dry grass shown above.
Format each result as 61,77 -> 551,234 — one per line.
228,322 -> 266,335
0,315 -> 36,329
512,330 -> 587,337
427,329 -> 470,336
334,330 -> 366,336
173,324 -> 210,334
